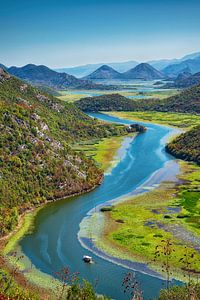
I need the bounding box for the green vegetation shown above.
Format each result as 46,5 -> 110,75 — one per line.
0,268 -> 38,300
1,69 -> 199,299
106,111 -> 200,128
0,264 -> 109,300
73,136 -> 126,171
76,93 -> 149,111
76,84 -> 200,114
158,284 -> 200,300
99,162 -> 200,277
0,69 -> 130,237
117,89 -> 178,100
56,88 -> 178,104
100,206 -> 114,212
166,125 -> 200,165
58,91 -> 90,102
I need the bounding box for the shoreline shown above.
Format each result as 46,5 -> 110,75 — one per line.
78,159 -> 200,283
1,113 -> 197,297
78,159 -> 181,278
1,176 -> 103,247
103,111 -> 200,130
0,174 -> 105,296
77,115 -> 199,282
0,133 -> 129,295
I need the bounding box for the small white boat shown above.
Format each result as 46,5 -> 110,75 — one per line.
83,255 -> 92,263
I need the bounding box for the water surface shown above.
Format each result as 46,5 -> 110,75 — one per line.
20,113 -> 180,299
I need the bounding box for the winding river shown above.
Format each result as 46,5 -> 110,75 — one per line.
19,113 -> 181,299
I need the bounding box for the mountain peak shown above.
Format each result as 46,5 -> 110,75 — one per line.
83,64 -> 122,80
122,63 -> 164,80
99,64 -> 113,70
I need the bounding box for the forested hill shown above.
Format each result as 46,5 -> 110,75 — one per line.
157,84 -> 200,113
76,94 -> 142,111
0,68 -> 128,236
76,84 -> 200,114
166,126 -> 200,165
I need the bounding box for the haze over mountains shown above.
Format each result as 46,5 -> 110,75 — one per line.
84,63 -> 165,81
55,52 -> 200,78
164,72 -> 200,88
1,51 -> 200,91
55,61 -> 139,78
162,55 -> 200,77
7,64 -> 114,91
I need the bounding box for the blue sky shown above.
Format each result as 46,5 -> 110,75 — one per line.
1,0 -> 200,67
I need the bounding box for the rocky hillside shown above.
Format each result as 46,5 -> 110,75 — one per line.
0,68 -> 128,236
7,64 -> 115,91
166,126 -> 200,165
83,65 -> 122,80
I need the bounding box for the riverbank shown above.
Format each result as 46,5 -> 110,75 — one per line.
79,160 -> 200,282
0,133 -> 129,298
0,184 -> 104,299
72,134 -> 135,172
2,111 -> 199,300
1,131 -> 130,248
77,112 -> 200,282
105,111 -> 200,129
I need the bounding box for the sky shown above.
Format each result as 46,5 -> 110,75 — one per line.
1,0 -> 200,68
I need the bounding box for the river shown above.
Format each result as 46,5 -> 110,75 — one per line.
19,113 -> 180,300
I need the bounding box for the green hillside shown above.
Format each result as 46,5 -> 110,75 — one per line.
76,84 -> 200,114
0,69 -> 128,236
166,125 -> 200,165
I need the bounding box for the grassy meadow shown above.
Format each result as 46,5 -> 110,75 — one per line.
57,88 -> 179,103
73,135 -> 130,171
106,111 -> 200,129
98,161 -> 200,279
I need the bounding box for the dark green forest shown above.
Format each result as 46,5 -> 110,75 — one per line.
166,125 -> 200,165
76,84 -> 200,114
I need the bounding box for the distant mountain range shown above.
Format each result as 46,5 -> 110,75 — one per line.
149,52 -> 200,71
162,55 -> 200,77
55,61 -> 139,78
7,64 -> 115,90
3,51 -> 200,91
83,63 -> 165,81
55,52 -> 200,78
164,72 -> 200,88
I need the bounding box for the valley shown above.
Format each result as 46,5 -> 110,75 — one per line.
0,68 -> 200,300
1,1 -> 200,299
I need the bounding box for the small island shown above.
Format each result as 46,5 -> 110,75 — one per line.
129,123 -> 147,133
